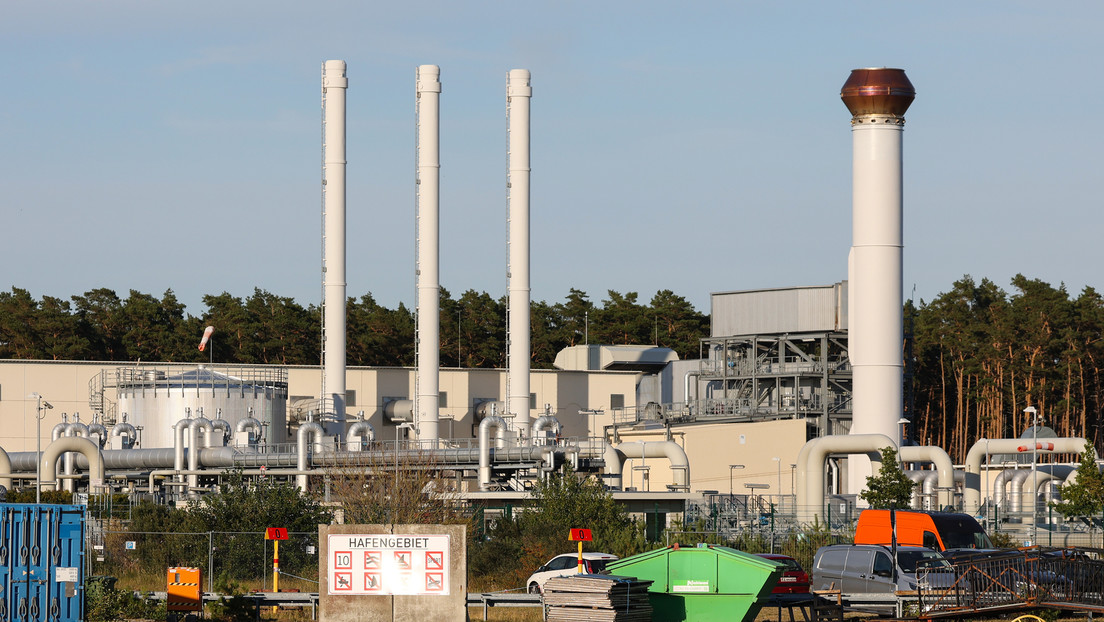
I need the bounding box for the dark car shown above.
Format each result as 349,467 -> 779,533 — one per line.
755,553 -> 810,594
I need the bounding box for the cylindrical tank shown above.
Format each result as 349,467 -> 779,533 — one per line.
114,365 -> 287,449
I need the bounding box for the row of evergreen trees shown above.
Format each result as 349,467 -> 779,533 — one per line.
910,274 -> 1104,459
0,286 -> 708,368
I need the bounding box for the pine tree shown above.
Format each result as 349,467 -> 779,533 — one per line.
1050,441 -> 1104,520
860,447 -> 915,509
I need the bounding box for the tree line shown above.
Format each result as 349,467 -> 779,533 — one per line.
910,274 -> 1104,460
0,286 -> 709,367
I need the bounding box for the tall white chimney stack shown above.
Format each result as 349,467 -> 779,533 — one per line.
507,69 -> 532,440
322,60 -> 348,436
415,65 -> 442,444
842,68 -> 915,487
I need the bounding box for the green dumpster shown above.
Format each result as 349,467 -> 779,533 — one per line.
605,543 -> 783,622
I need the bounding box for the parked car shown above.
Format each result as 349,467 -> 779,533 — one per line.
526,552 -> 619,593
754,553 -> 810,594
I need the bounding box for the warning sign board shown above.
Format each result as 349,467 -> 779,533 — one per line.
326,534 -> 451,595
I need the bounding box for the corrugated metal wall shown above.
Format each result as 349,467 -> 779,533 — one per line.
0,503 -> 85,622
710,282 -> 847,337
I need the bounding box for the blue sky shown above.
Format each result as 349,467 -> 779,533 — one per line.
2,1 -> 1102,315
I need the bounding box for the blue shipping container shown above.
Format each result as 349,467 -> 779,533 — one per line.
0,503 -> 85,622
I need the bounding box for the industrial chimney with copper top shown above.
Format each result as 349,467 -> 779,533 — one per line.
842,68 -> 915,491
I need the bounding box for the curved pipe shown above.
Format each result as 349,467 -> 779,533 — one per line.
1024,465 -> 1075,512
235,417 -> 263,446
614,441 -> 690,491
1009,469 -> 1033,513
684,370 -> 700,407
603,443 -> 624,489
474,400 -> 505,422
210,419 -> 231,447
111,420 -> 137,449
530,416 -> 561,446
478,416 -> 508,491
88,421 -> 108,448
52,417 -> 69,442
899,445 -> 954,509
297,422 -> 325,491
173,418 -> 191,485
963,437 -> 1087,514
63,422 -> 90,493
905,470 -> 927,508
993,467 -> 1020,510
188,418 -> 213,492
346,420 -> 376,451
0,445 -> 11,491
797,434 -> 894,524
39,436 -> 105,492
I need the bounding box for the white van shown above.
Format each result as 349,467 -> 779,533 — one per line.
811,544 -> 953,594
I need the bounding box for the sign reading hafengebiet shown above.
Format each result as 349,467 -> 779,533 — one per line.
327,534 -> 451,595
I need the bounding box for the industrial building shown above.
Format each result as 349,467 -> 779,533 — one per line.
1,64 -> 1092,544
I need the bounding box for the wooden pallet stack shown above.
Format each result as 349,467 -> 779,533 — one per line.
543,574 -> 654,621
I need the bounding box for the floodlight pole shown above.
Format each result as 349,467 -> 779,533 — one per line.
29,393 -> 52,504
1025,406 -> 1038,545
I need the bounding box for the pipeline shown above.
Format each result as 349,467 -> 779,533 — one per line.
899,445 -> 954,509
963,437 -> 1087,514
347,418 -> 376,451
609,441 -> 691,491
796,434 -> 894,524
39,436 -> 105,493
111,417 -> 137,449
531,414 -> 561,446
297,422 -> 324,491
235,417 -> 263,446
478,416 -> 508,491
188,418 -> 213,493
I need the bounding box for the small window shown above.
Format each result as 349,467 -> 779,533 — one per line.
923,531 -> 939,550
439,392 -> 448,408
529,393 -> 536,409
610,394 -> 625,409
873,552 -> 893,577
345,390 -> 356,407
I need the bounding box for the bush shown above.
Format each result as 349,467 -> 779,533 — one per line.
85,577 -> 165,622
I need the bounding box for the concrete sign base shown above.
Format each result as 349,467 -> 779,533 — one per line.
319,523 -> 466,622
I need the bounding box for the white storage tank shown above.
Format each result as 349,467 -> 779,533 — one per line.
113,365 -> 288,448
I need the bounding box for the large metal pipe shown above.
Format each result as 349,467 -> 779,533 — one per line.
842,68 -> 914,492
64,421 -> 90,493
963,437 -> 1087,514
322,59 -> 348,436
297,421 -> 325,491
531,414 -> 561,446
797,434 -> 894,524
415,64 -> 442,445
478,415 -> 508,491
993,467 -> 1019,510
506,69 -> 533,440
1009,469 -> 1033,513
346,418 -> 376,451
174,418 -> 191,485
39,436 -> 105,493
614,441 -> 690,491
235,417 -> 263,447
88,418 -> 108,449
188,418 -> 213,492
899,445 -> 954,509
111,418 -> 137,449
0,446 -> 11,491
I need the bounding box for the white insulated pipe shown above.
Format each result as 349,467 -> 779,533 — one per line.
416,64 -> 442,445
235,417 -> 263,447
614,441 -> 691,491
796,433 -> 894,524
0,446 -> 11,491
842,69 -> 914,493
39,436 -> 105,493
478,415 -> 509,491
188,418 -> 213,492
507,69 -> 533,440
297,421 -> 325,491
531,414 -> 561,446
346,419 -> 376,450
898,445 -> 954,509
322,59 -> 348,436
962,437 -> 1087,515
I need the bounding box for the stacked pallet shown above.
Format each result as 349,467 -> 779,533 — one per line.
543,574 -> 654,622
